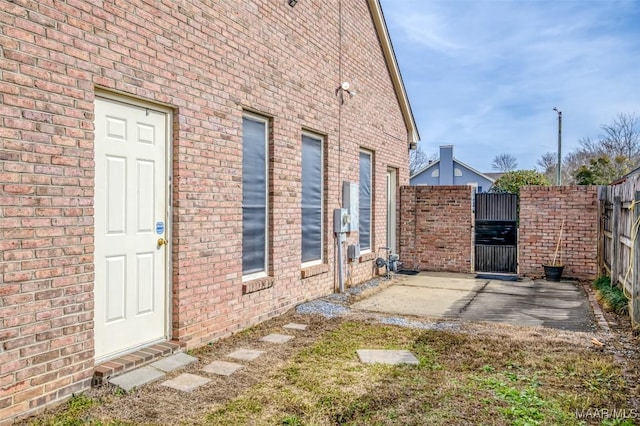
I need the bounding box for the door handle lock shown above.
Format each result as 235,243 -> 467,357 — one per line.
157,238 -> 167,247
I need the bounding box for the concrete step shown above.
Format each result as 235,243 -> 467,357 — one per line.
92,340 -> 185,387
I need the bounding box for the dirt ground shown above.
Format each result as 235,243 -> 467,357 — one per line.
23,280 -> 640,425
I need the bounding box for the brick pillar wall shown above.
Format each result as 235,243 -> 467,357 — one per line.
519,186 -> 598,280
399,185 -> 473,273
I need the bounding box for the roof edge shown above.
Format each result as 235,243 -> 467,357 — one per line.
367,0 -> 420,144
452,159 -> 496,183
410,158 -> 497,183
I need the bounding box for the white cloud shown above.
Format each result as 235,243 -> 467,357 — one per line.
381,0 -> 640,170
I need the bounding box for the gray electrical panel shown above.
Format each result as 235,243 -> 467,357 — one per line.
342,181 -> 358,232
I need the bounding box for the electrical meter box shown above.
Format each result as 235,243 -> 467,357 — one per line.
333,208 -> 351,233
342,181 -> 359,232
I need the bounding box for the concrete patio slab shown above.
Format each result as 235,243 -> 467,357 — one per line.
461,280 -> 593,331
109,366 -> 165,392
352,272 -> 595,332
283,323 -> 308,330
351,285 -> 476,317
150,352 -> 198,373
202,360 -> 244,376
260,333 -> 294,344
401,274 -> 488,291
357,349 -> 419,365
161,373 -> 210,392
227,349 -> 265,361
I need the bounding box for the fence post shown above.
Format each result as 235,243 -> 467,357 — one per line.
612,196 -> 621,286
632,193 -> 640,328
597,197 -> 604,277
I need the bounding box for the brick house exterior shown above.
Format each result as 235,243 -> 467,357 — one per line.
0,0 -> 419,422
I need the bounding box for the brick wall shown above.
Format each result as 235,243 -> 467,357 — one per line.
398,185 -> 599,279
399,186 -> 474,273
0,0 -> 410,422
519,186 -> 599,280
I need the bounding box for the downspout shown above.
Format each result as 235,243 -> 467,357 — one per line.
336,0 -> 345,293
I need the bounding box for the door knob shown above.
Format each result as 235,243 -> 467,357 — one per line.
157,238 -> 167,247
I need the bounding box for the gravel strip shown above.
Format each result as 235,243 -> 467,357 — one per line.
379,316 -> 460,331
295,300 -> 349,318
295,277 -> 460,331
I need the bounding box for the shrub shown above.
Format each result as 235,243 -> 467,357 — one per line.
593,276 -> 629,315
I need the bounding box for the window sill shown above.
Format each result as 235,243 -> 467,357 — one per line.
359,252 -> 376,263
242,276 -> 275,295
301,263 -> 330,279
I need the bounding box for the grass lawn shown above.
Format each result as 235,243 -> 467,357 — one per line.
205,322 -> 631,426
26,317 -> 636,426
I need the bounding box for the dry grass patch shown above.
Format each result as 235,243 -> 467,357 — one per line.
206,321 -> 631,425
23,315 -> 636,426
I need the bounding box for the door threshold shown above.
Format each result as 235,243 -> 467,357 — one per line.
475,273 -> 520,282
92,340 -> 185,387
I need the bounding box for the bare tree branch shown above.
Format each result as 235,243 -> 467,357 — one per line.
491,154 -> 518,172
409,145 -> 430,176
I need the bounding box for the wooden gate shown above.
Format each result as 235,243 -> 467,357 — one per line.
474,193 -> 518,273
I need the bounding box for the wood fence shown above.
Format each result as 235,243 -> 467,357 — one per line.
599,174 -> 640,327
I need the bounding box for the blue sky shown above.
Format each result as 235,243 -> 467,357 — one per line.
379,0 -> 640,172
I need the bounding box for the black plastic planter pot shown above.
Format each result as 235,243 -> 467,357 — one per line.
543,265 -> 564,282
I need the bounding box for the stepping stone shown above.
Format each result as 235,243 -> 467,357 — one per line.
151,352 -> 198,373
109,366 -> 165,392
357,349 -> 419,365
283,323 -> 307,331
260,333 -> 294,344
227,349 -> 265,361
161,373 -> 210,392
203,360 -> 243,376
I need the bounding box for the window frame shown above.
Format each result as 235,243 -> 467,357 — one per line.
359,149 -> 373,252
301,131 -> 324,267
241,112 -> 269,281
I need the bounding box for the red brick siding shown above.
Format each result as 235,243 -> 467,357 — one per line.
519,186 -> 599,280
0,0 -> 409,422
399,186 -> 474,273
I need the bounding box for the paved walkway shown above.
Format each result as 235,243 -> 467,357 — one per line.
108,322 -> 416,392
351,272 -> 596,332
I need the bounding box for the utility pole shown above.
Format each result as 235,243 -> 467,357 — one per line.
553,107 -> 562,185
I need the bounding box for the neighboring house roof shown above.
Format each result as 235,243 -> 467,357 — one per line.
411,159 -> 440,179
483,172 -> 504,181
368,0 -> 420,145
463,163 -> 497,183
410,158 -> 496,183
611,165 -> 640,185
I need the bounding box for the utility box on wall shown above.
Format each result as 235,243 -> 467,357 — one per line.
333,208 -> 350,233
342,181 -> 359,232
347,243 -> 361,261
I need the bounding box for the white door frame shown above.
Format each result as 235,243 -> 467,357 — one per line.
386,168 -> 397,254
94,90 -> 173,362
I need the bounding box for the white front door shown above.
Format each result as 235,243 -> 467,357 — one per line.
94,95 -> 169,362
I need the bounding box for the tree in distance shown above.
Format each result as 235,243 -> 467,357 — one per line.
536,112 -> 640,184
491,153 -> 518,172
574,155 -> 631,185
491,170 -> 550,195
409,145 -> 437,176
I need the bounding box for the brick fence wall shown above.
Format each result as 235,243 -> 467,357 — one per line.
519,186 -> 599,280
398,185 -> 599,280
399,185 -> 474,273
